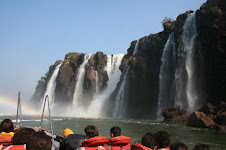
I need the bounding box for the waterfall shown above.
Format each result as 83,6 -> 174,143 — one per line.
113,66 -> 130,118
133,40 -> 139,55
72,54 -> 92,105
88,54 -> 124,118
112,39 -> 139,118
157,33 -> 176,119
42,63 -> 62,105
184,12 -> 199,113
174,12 -> 199,113
95,71 -> 99,93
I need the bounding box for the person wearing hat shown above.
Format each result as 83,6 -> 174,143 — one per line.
60,128 -> 85,150
64,128 -> 74,138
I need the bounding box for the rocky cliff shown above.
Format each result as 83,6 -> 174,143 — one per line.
32,0 -> 226,119
108,0 -> 226,119
32,52 -> 108,106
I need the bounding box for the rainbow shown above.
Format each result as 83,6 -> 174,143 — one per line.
0,95 -> 41,116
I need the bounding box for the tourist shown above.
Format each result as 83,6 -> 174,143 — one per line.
141,132 -> 157,149
26,131 -> 52,150
0,119 -> 14,135
154,131 -> 171,149
0,119 -> 14,146
132,132 -> 157,150
194,143 -> 210,150
170,142 -> 188,150
2,127 -> 35,150
108,126 -> 131,150
63,128 -> 74,138
84,125 -> 99,139
79,125 -> 108,150
109,126 -> 121,138
59,128 -> 85,150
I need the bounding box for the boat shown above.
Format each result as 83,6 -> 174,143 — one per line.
1,92 -> 64,150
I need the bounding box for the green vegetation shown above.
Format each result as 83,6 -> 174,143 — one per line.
200,4 -> 222,17
162,17 -> 175,31
32,72 -> 49,101
65,52 -> 80,61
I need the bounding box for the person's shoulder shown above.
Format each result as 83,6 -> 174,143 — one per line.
65,134 -> 85,141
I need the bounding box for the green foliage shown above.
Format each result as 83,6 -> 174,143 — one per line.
32,72 -> 48,101
200,4 -> 222,17
65,52 -> 80,61
162,17 -> 175,31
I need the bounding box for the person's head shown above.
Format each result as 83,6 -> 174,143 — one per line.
12,127 -> 35,145
194,143 -> 210,150
170,142 -> 188,150
0,119 -> 14,133
64,128 -> 74,138
26,131 -> 52,150
110,126 -> 121,137
84,125 -> 98,139
141,132 -> 157,149
154,131 -> 171,148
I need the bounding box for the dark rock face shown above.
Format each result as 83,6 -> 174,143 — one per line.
33,52 -> 108,106
196,0 -> 226,102
54,52 -> 108,105
187,111 -> 215,128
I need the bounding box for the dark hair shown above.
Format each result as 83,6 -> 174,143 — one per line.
154,131 -> 171,148
110,126 -> 121,137
26,131 -> 52,150
12,127 -> 35,145
84,125 -> 98,138
194,143 -> 210,150
170,142 -> 188,150
141,132 -> 157,149
0,119 -> 14,133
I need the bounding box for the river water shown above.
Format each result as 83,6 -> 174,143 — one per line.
1,115 -> 226,150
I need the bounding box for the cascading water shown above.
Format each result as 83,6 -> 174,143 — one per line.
88,54 -> 124,118
133,40 -> 139,55
72,54 -> 92,105
157,33 -> 176,119
95,71 -> 99,93
113,66 -> 130,118
113,40 -> 139,118
42,63 -> 62,105
173,12 -> 200,113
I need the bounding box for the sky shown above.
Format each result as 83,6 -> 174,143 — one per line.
0,0 -> 207,103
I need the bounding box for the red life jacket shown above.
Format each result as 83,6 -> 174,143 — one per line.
108,136 -> 131,150
82,136 -> 109,150
132,143 -> 154,150
157,147 -> 170,150
3,145 -> 26,150
0,134 -> 13,146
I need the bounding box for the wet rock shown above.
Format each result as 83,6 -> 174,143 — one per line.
214,111 -> 226,125
209,124 -> 226,132
162,107 -> 188,124
187,111 -> 215,128
199,103 -> 216,115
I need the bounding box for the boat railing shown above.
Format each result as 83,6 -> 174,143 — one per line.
16,92 -> 22,127
40,95 -> 58,150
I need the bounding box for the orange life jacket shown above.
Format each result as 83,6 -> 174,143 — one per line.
157,147 -> 170,150
3,145 -> 26,150
132,143 -> 154,150
108,136 -> 131,150
0,134 -> 13,146
82,136 -> 109,150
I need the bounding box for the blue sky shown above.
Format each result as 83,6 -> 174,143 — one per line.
0,0 -> 206,100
